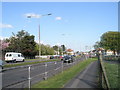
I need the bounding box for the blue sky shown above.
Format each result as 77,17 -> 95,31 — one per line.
1,2 -> 118,51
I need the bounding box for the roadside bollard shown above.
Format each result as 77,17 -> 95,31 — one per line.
54,61 -> 57,75
28,66 -> 31,89
55,61 -> 57,70
75,58 -> 77,64
44,63 -> 47,80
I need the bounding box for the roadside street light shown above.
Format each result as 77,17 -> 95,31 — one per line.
27,13 -> 52,59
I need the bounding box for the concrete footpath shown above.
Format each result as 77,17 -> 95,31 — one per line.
64,61 -> 99,88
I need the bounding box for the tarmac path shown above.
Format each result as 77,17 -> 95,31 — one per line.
64,61 -> 99,88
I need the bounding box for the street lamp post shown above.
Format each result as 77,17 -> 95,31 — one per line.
27,13 -> 52,59
38,24 -> 40,59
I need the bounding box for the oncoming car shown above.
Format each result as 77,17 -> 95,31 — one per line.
63,55 -> 74,63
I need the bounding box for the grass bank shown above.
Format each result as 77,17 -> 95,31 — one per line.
4,59 -> 60,68
103,55 -> 119,61
103,62 -> 118,88
25,58 -> 47,61
32,58 -> 97,88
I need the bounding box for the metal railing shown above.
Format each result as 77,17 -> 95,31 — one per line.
2,56 -> 85,88
98,53 -> 110,89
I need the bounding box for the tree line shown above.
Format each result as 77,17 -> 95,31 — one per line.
1,30 -> 67,59
94,31 -> 120,55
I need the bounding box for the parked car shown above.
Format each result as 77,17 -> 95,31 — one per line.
72,55 -> 76,57
50,56 -> 54,59
60,56 -> 64,60
59,56 -> 63,59
5,52 -> 25,63
63,55 -> 74,63
89,53 -> 96,58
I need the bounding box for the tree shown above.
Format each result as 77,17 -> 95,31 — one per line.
0,39 -> 10,59
61,45 -> 66,51
53,45 -> 58,51
21,35 -> 37,58
0,39 -> 9,50
36,43 -> 55,55
45,45 -> 55,55
93,41 -> 101,50
53,45 -> 64,55
4,30 -> 37,58
61,45 -> 66,55
100,31 -> 120,55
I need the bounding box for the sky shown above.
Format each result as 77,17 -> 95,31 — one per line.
1,2 -> 118,52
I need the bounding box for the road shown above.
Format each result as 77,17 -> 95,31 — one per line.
64,61 -> 99,88
2,56 -> 85,88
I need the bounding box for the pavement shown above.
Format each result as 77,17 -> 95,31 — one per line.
64,61 -> 99,88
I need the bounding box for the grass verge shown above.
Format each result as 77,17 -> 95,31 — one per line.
4,59 -> 60,68
25,58 -> 47,61
103,62 -> 118,88
32,58 -> 97,88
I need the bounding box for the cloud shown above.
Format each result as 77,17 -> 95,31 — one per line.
55,17 -> 62,20
0,36 -> 9,40
0,23 -> 13,28
24,13 -> 41,18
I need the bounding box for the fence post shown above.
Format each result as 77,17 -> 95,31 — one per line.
98,53 -> 102,88
55,61 -> 57,70
54,61 -> 57,74
99,53 -> 110,89
100,54 -> 110,89
28,66 -> 31,89
44,63 -> 47,80
72,57 -> 75,66
75,58 -> 77,64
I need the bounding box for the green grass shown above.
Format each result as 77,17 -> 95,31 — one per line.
103,56 -> 119,61
25,59 -> 41,61
103,62 -> 118,88
32,58 -> 97,88
75,56 -> 81,58
4,59 -> 60,68
25,58 -> 47,61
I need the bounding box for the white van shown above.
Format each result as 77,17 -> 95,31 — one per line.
5,52 -> 25,63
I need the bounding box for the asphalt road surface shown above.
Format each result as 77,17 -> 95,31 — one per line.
2,56 -> 85,88
64,61 -> 99,88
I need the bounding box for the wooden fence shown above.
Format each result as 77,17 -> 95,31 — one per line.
98,53 -> 110,89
